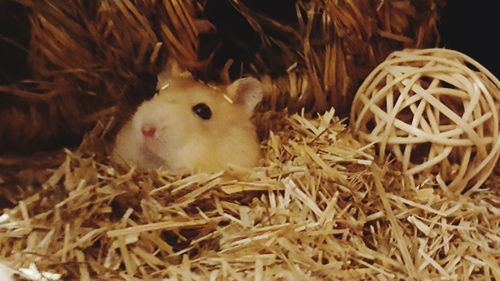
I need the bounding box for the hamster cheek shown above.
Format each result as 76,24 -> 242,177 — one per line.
112,122 -> 141,167
220,127 -> 261,168
169,139 -> 215,172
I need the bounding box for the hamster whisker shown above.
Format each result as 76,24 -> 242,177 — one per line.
155,134 -> 168,144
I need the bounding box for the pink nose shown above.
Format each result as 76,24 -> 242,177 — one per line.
141,125 -> 156,137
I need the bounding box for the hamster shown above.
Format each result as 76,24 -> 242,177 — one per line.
111,73 -> 263,173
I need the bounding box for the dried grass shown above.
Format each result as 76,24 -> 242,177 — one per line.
226,0 -> 441,114
1,110 -> 499,280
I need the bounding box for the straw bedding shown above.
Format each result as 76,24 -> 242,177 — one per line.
1,109 -> 499,280
1,0 -> 499,280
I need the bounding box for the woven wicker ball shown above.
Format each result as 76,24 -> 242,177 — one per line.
350,48 -> 500,193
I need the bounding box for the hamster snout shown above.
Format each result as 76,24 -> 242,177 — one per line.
112,76 -> 263,172
141,125 -> 156,138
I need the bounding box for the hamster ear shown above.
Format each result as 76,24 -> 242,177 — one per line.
227,77 -> 263,114
157,60 -> 192,90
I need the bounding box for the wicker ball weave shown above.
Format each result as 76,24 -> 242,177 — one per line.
350,48 -> 500,193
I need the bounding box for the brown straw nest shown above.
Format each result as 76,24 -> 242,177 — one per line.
1,110 -> 498,280
0,0 -> 442,151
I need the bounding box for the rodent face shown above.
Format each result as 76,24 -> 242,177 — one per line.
128,78 -> 262,172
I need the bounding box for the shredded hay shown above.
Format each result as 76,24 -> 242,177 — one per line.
1,110 -> 499,280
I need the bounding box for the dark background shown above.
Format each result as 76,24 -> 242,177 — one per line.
1,0 -> 498,90
0,0 -> 31,85
439,1 -> 498,76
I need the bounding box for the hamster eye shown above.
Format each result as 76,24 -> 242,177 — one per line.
192,103 -> 212,120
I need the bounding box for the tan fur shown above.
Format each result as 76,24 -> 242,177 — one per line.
112,77 -> 262,172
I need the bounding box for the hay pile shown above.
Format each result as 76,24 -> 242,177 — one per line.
2,1 -> 498,280
0,0 -> 442,151
1,110 -> 499,280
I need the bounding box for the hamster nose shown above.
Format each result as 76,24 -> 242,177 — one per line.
141,125 -> 156,138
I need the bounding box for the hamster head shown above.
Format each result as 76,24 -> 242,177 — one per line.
125,76 -> 263,172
